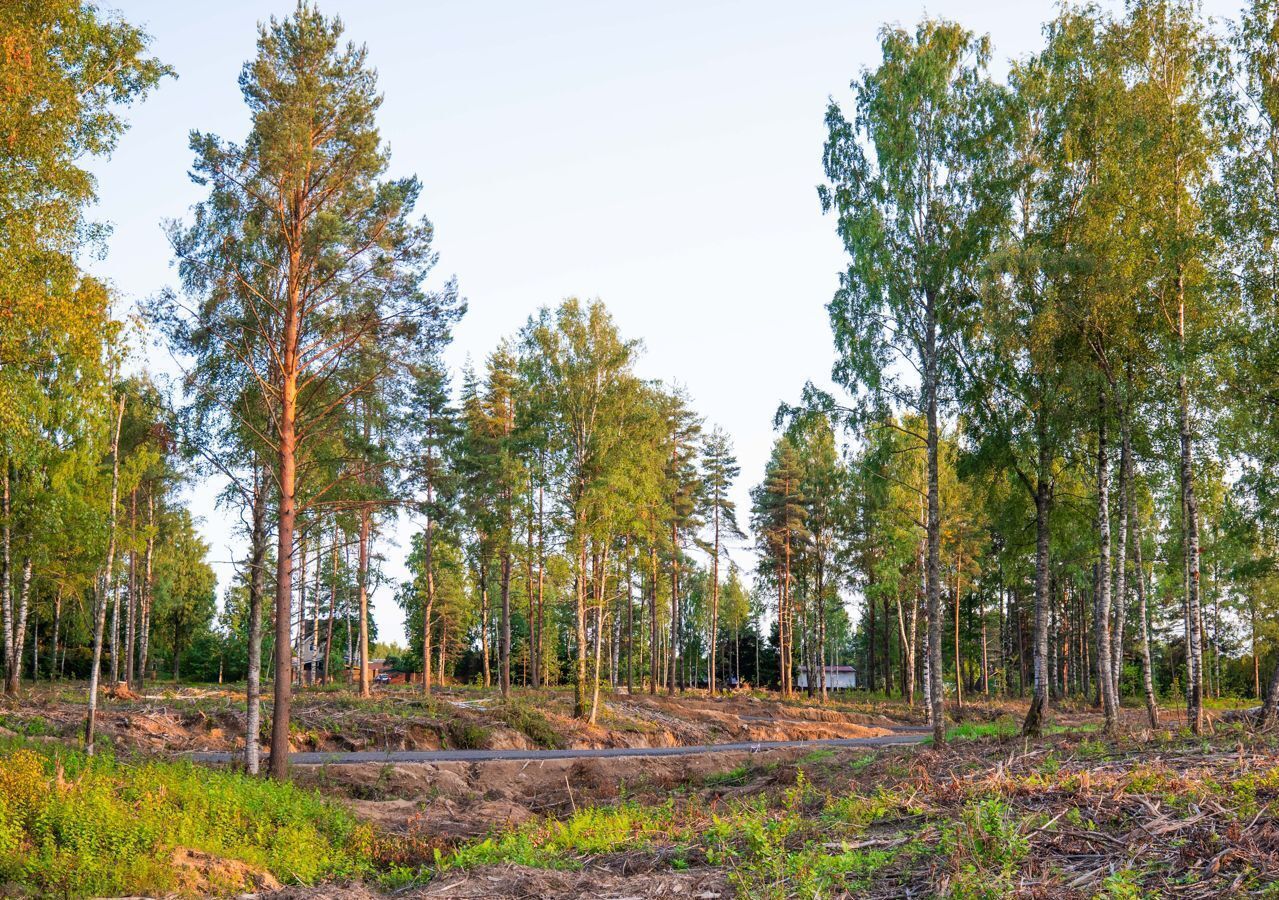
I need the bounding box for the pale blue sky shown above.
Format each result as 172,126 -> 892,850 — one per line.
88,0 -> 1237,644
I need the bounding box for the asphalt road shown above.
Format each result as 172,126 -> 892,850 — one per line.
184,730 -> 931,766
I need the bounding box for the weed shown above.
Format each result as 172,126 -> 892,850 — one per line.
849,753 -> 875,772
0,739 -> 372,897
1099,868 -> 1146,899
445,721 -> 491,749
705,765 -> 751,787
798,748 -> 835,765
939,798 -> 1029,899
947,718 -> 1019,742
495,701 -> 564,749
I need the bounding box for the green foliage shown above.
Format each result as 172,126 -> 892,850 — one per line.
495,700 -> 564,750
939,798 -> 1030,899
0,741 -> 372,897
445,721 -> 492,750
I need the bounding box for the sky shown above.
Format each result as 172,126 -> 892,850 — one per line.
87,0 -> 1238,645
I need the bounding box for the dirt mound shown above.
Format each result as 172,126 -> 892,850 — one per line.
170,846 -> 282,895
418,862 -> 729,899
299,744 -> 845,837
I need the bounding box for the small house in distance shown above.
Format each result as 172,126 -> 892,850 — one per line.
796,664 -> 859,691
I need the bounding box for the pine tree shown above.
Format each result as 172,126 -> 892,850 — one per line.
700,427 -> 743,693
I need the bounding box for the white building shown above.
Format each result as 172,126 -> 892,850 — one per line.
796,664 -> 859,690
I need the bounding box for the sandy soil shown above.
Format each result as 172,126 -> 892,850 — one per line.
0,683 -> 902,757
295,742 -> 849,837
262,865 -> 729,900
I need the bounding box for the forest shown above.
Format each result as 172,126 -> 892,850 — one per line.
7,0 -> 1279,896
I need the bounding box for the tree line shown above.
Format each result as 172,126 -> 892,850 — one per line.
12,0 -> 1279,780
814,0 -> 1279,743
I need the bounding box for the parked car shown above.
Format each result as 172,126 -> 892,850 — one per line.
374,672 -> 391,684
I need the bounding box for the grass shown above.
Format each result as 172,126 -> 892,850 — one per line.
435,772 -> 916,897
943,717 -> 1101,742
445,720 -> 492,749
495,699 -> 565,749
428,724 -> 1279,897
0,738 -> 374,897
704,764 -> 752,787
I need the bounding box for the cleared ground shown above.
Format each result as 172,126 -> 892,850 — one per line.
2,685 -> 1272,898
0,683 -> 910,755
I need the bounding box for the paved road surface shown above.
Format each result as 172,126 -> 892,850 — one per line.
185,730 -> 931,766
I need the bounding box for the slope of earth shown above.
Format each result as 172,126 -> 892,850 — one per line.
315,718 -> 1279,899
0,683 -> 905,758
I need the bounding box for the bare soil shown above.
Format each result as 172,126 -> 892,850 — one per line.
0,683 -> 899,757
295,742 -> 853,837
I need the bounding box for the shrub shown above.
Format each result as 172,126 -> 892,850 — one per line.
0,739 -> 373,897
445,721 -> 492,749
939,798 -> 1029,899
496,701 -> 565,749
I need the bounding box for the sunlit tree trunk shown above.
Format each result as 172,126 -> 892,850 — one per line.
245,461 -> 267,774
1023,434 -> 1052,737
924,294 -> 944,744
1094,389 -> 1118,734
86,394 -> 126,755
138,491 -> 155,689
357,504 -> 372,698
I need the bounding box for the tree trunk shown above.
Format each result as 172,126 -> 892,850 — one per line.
245,462 -> 267,773
1132,506 -> 1158,729
423,491 -> 436,694
270,363 -> 298,780
626,552 -> 634,694
139,490 -> 155,691
924,298 -> 944,744
954,556 -> 963,715
1112,398 -> 1131,702
125,490 -> 137,688
896,593 -> 915,707
573,513 -> 589,717
649,545 -> 658,693
525,472 -> 537,689
479,560 -> 491,688
110,519 -> 122,686
323,526 -> 338,687
2,462 -> 12,693
296,530 -> 307,687
709,507 -> 719,694
1023,435 -> 1052,738
357,504 -> 372,698
6,557 -> 31,696
1179,379 -> 1203,733
86,394 -> 126,755
668,521 -> 680,694
499,543 -> 512,698
1094,389 -> 1118,734
50,589 -> 61,682
588,541 -> 610,724
534,480 -> 546,689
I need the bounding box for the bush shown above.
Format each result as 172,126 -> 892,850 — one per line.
497,701 -> 565,749
446,720 -> 492,749
0,739 -> 373,897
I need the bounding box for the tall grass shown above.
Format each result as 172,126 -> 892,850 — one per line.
0,739 -> 373,897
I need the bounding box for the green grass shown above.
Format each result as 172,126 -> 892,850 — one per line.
705,764 -> 752,787
495,700 -> 565,749
798,748 -> 836,765
437,773 -> 913,898
0,739 -> 373,897
946,720 -> 1021,741
942,718 -> 1100,743
445,720 -> 492,749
